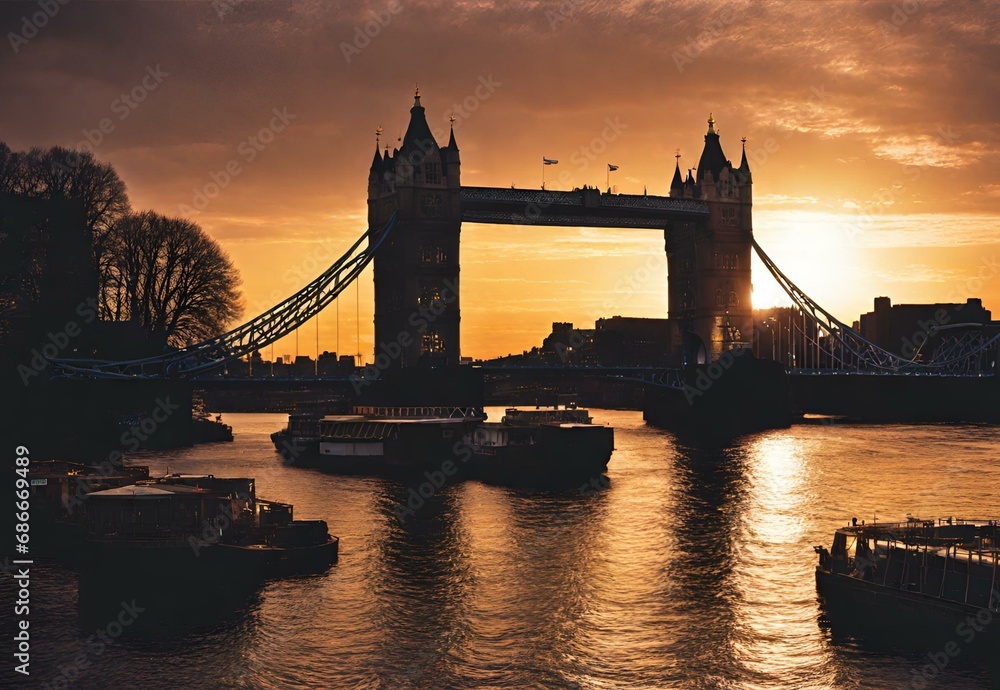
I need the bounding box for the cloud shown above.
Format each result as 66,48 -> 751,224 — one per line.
870,135 -> 989,168
873,264 -> 958,284
3,0 -> 1000,357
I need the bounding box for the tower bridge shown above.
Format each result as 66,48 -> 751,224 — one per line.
51,90 -> 1000,392
368,91 -> 754,369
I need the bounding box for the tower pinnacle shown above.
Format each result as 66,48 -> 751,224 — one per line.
401,86 -> 436,151
739,136 -> 751,176
670,149 -> 684,191
697,112 -> 727,184
447,114 -> 459,150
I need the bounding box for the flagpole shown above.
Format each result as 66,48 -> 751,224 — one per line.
542,157 -> 558,190
606,165 -> 609,192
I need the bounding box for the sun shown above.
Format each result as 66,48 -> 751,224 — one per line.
751,209 -> 866,319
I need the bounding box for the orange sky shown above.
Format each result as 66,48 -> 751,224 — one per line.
2,0 -> 999,360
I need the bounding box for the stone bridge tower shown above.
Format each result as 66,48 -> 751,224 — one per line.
666,115 -> 753,364
368,89 -> 462,367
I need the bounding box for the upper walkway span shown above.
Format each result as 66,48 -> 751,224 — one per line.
459,186 -> 708,228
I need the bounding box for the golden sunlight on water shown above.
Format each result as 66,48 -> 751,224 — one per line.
8,412 -> 999,689
735,435 -> 831,688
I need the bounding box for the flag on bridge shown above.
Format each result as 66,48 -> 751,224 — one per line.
608,164 -> 619,171
543,157 -> 559,165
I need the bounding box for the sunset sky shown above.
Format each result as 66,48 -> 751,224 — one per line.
2,0 -> 999,361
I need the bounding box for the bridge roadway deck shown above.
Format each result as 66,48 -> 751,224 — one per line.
459,186 -> 708,228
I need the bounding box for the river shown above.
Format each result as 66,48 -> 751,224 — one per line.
9,410 -> 1000,689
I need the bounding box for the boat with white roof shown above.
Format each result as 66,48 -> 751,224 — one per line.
271,405 -> 486,472
467,405 -> 614,485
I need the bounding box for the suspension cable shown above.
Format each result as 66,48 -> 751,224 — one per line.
51,213 -> 398,379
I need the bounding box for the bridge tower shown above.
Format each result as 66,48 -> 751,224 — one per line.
368,89 -> 462,367
666,115 -> 753,364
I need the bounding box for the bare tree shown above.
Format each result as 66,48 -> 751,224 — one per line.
0,144 -> 130,311
5,145 -> 129,236
103,211 -> 244,347
2,142 -> 242,348
0,142 -> 16,191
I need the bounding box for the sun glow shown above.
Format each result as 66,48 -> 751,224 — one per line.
751,209 -> 871,319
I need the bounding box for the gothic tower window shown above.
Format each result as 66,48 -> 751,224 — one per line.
418,285 -> 444,310
715,289 -> 725,307
728,291 -> 739,307
420,192 -> 443,217
423,162 -> 441,185
419,245 -> 448,264
421,330 -> 445,355
714,253 -> 739,269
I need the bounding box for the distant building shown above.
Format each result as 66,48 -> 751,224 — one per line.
225,357 -> 249,377
293,355 -> 315,377
594,316 -> 670,366
538,322 -> 591,364
857,296 -> 997,360
317,351 -> 340,376
487,317 -> 673,368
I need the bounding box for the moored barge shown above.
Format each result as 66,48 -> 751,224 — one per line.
467,405 -> 614,485
83,473 -> 338,582
815,517 -> 1000,645
271,405 -> 486,472
272,404 -> 615,483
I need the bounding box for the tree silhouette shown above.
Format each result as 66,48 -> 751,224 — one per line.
15,146 -> 129,236
1,145 -> 129,313
1,142 -> 243,349
103,211 -> 243,347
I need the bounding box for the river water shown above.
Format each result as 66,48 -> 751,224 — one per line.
9,410 -> 1000,689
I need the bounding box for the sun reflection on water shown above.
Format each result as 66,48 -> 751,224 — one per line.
734,433 -> 834,687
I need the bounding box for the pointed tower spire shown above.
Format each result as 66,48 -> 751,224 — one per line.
447,113 -> 459,150
401,85 -> 437,152
697,112 -> 727,184
739,136 -> 750,174
371,125 -> 383,169
671,148 -> 684,191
